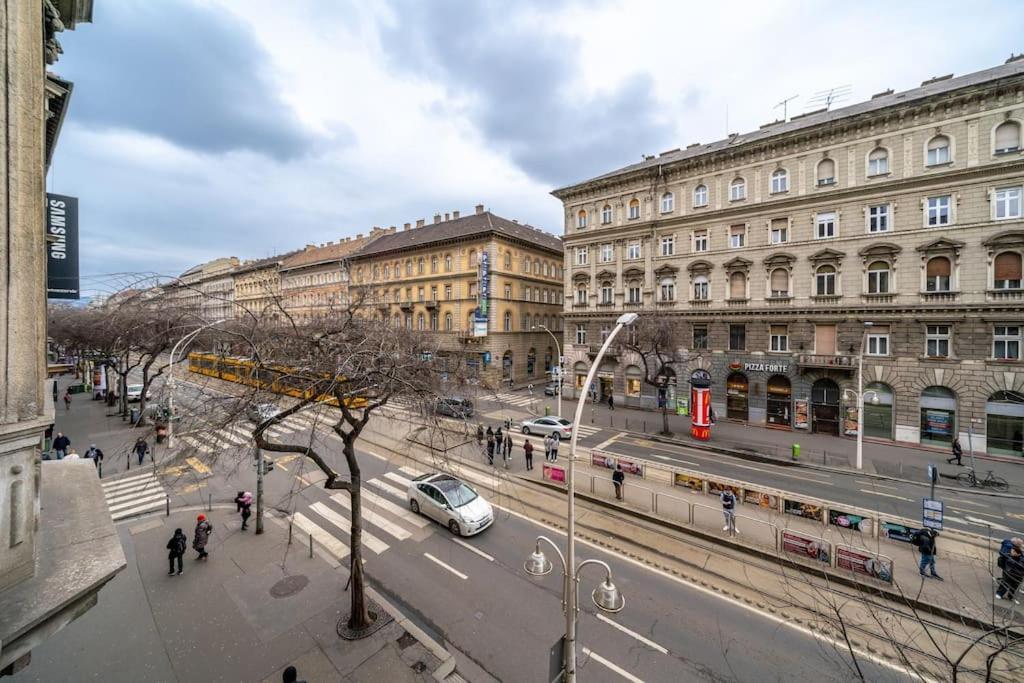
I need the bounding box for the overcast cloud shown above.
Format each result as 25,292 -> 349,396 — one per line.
51,0 -> 1024,297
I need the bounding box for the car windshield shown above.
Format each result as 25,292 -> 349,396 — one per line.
434,478 -> 478,507
128,385 -> 142,391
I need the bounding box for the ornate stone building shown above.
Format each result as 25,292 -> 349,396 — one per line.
232,252 -> 296,319
348,205 -> 564,387
279,232 -> 383,321
554,57 -> 1024,455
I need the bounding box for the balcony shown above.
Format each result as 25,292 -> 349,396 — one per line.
797,354 -> 857,373
689,299 -> 711,308
861,292 -> 896,303
624,300 -> 644,308
766,294 -> 792,306
920,291 -> 959,303
656,299 -> 676,307
425,299 -> 438,309
572,303 -> 589,310
587,344 -> 618,358
399,301 -> 413,310
810,294 -> 842,303
988,288 -> 1024,301
726,298 -> 748,307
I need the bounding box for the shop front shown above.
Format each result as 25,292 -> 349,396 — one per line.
986,390 -> 1024,457
919,386 -> 956,447
811,378 -> 841,435
864,382 -> 894,440
766,374 -> 792,428
726,372 -> 749,421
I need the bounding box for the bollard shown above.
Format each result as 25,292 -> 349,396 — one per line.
309,534 -> 314,558
208,493 -> 212,512
643,419 -> 646,432
288,522 -> 293,545
625,418 -> 629,431
791,443 -> 801,461
165,494 -> 170,516
98,461 -> 103,479
126,452 -> 130,472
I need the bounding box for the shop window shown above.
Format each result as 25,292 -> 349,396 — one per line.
986,391 -> 1024,456
920,386 -> 956,447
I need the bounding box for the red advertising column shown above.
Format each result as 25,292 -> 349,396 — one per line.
690,369 -> 713,441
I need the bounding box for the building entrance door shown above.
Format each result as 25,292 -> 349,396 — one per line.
766,375 -> 792,427
811,378 -> 840,435
726,372 -> 749,421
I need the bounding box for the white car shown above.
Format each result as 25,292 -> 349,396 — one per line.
408,473 -> 493,536
520,416 -> 573,440
126,384 -> 145,402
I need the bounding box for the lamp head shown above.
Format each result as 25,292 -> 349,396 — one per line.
524,548 -> 553,576
592,578 -> 625,613
616,312 -> 639,326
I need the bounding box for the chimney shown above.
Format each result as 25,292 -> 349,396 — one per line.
512,219 -> 518,224
356,233 -> 364,239
475,204 -> 485,215
434,213 -> 442,224
444,212 -> 450,221
453,210 -> 460,219
416,218 -> 425,228
403,223 -> 411,231
390,226 -> 397,233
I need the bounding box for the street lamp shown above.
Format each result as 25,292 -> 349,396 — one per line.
167,319 -> 226,449
845,322 -> 876,471
533,324 -> 563,417
524,312 -> 636,682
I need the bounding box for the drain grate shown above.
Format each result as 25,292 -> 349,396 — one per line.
269,574 -> 309,598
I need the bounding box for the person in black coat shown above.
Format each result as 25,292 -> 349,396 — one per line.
947,438 -> 963,466
997,547 -> 1024,603
612,465 -> 625,500
167,528 -> 187,576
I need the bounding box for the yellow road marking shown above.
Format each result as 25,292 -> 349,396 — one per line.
180,482 -> 206,494
160,465 -> 186,476
185,457 -> 211,475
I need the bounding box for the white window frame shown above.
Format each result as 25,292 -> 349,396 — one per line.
770,325 -> 788,352
926,135 -> 951,166
627,283 -> 641,304
994,187 -> 1022,220
576,210 -> 587,229
661,192 -> 674,213
692,275 -> 709,301
693,184 -> 708,208
926,325 -> 951,358
575,324 -> 587,345
575,286 -> 587,305
994,120 -> 1022,155
600,282 -> 613,304
627,242 -> 641,260
926,195 -> 952,227
925,258 -> 952,292
816,158 -> 837,186
729,178 -> 746,201
816,212 -> 837,239
601,204 -> 613,224
660,235 -> 675,256
815,266 -> 837,296
628,200 -> 641,220
693,231 -> 708,252
868,204 -> 890,233
994,325 -> 1022,360
770,169 -> 788,194
729,225 -> 746,249
600,243 -> 613,263
866,332 -> 889,356
867,147 -> 889,176
659,277 -> 676,302
770,219 -> 788,244
576,246 -> 588,266
867,262 -> 891,294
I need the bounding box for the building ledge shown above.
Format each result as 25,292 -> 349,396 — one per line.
0,462 -> 126,672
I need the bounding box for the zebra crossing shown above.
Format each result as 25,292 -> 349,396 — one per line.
491,392 -> 538,408
102,469 -> 167,521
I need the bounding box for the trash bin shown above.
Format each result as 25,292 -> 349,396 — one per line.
791,443 -> 801,460
130,408 -> 140,425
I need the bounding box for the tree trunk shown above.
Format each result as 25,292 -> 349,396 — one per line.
347,471 -> 371,630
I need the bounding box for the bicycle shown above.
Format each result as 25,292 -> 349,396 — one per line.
956,468 -> 1009,492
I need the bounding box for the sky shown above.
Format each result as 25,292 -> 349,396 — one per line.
51,0 -> 1024,297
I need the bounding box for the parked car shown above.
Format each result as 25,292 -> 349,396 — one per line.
434,397 -> 474,419
246,402 -> 281,425
520,416 -> 573,440
126,384 -> 145,402
543,382 -> 560,396
408,473 -> 493,536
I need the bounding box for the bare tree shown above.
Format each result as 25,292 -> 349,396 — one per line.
617,314 -> 687,435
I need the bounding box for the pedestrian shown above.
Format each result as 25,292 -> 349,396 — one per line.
85,444 -> 104,468
608,394 -> 615,411
997,546 -> 1024,604
485,426 -> 495,465
550,436 -> 559,463
612,464 -> 625,500
133,436 -> 150,466
52,432 -> 71,460
167,528 -> 187,576
52,381 -> 59,404
494,426 -> 503,456
63,389 -> 72,411
543,433 -> 553,462
523,438 -> 534,471
64,449 -> 80,460
912,528 -> 943,580
282,665 -> 307,683
476,424 -> 484,444
947,437 -> 963,466
503,430 -> 513,460
234,491 -> 253,531
720,488 -> 739,535
193,514 -> 212,560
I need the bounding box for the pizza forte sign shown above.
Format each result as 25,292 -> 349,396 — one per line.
732,361 -> 789,373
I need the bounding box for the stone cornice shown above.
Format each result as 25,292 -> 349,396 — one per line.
562,302 -> 1024,321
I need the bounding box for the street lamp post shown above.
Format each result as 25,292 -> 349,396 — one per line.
525,312 -> 637,682
848,322 -> 875,471
534,324 -> 563,417
167,319 -> 226,449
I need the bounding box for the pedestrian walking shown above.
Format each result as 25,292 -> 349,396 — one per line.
550,436 -> 559,463
235,491 -> 253,530
63,390 -> 72,411
543,434 -> 553,462
85,444 -> 104,468
997,546 -> 1024,604
193,514 -> 213,560
947,437 -> 963,466
282,665 -> 307,683
608,394 -> 615,411
502,431 -> 512,469
720,488 -> 739,535
476,424 -> 484,444
133,437 -> 150,466
52,381 -> 59,404
523,439 -> 534,471
52,432 -> 71,460
485,426 -> 495,465
912,528 -> 943,580
494,427 -> 503,458
167,528 -> 187,576
612,464 -> 625,500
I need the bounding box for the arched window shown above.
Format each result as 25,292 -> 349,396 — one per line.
444,313 -> 453,331
995,121 -> 1022,154
431,255 -> 439,273
504,252 -> 511,269
692,275 -> 709,300
816,158 -> 836,186
868,147 -> 889,176
995,252 -> 1023,289
659,277 -> 675,301
770,169 -> 788,194
628,198 -> 640,220
522,256 -> 531,273
815,265 -> 837,295
525,313 -> 532,330
372,265 -> 379,280
577,209 -> 588,228
417,257 -> 425,275
543,262 -> 550,277
503,310 -> 512,331
927,135 -> 951,166
600,280 -> 613,304
770,268 -> 789,297
867,261 -> 891,294
417,313 -> 425,331
926,257 -> 951,292
729,178 -> 746,201
693,184 -> 708,207
468,250 -> 477,267
444,254 -> 453,272
661,192 -> 674,213
575,284 -> 588,305
729,271 -> 746,299
920,386 -> 956,447
986,390 -> 1024,455
601,204 -> 613,224
405,259 -> 413,276
534,259 -> 541,274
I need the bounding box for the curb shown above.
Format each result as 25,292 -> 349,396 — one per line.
366,586 -> 458,682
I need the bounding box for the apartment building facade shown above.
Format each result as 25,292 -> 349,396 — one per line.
554,58 -> 1024,456
348,205 -> 564,387
232,252 -> 295,319
279,232 -> 383,321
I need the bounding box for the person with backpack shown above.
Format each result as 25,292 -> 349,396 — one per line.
193,514 -> 213,560
167,528 -> 187,575
997,546 -> 1024,604
85,444 -> 104,468
913,528 -> 943,580
947,438 -> 964,466
998,537 -> 1024,571
133,437 -> 150,466
612,465 -> 625,500
720,488 -> 739,535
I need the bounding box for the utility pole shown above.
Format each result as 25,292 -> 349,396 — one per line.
256,447 -> 265,535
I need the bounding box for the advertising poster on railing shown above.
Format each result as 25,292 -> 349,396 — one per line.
782,530 -> 831,564
783,499 -> 824,522
794,400 -> 809,429
543,464 -> 565,484
673,473 -> 705,493
617,459 -> 644,476
743,490 -> 779,509
591,453 -> 615,470
707,480 -> 742,499
880,521 -> 920,544
837,546 -> 893,583
828,509 -> 868,532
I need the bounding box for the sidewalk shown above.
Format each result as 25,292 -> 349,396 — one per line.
11,507 -> 454,682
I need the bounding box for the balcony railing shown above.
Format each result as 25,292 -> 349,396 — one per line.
425,299 -> 438,309
726,298 -> 749,307
689,299 -> 711,308
399,301 -> 413,310
797,354 -> 857,371
921,291 -> 959,302
988,288 -> 1024,301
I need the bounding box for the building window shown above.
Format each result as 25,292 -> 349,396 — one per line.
444,313 -> 453,331
816,158 -> 836,186
770,325 -> 788,352
770,268 -> 789,297
599,326 -> 611,342
661,235 -> 675,256
868,204 -> 890,233
866,327 -> 890,356
600,281 -> 613,304
694,184 -> 708,207
995,187 -> 1022,220
627,281 -> 641,304
660,277 -> 676,302
816,211 -> 836,239
770,218 -> 788,244
927,195 -> 951,226
627,242 -> 641,260
575,324 -> 587,344
729,224 -> 746,249
601,204 -> 612,224
692,275 -> 709,300
926,325 -> 950,358
577,210 -> 587,228
600,243 -> 613,263
504,284 -> 511,299
995,121 -> 1022,154
503,252 -> 511,269
417,287 -> 425,302
417,313 -> 425,331
815,265 -> 837,295
576,247 -> 588,266
867,261 -> 891,294
868,147 -> 889,176
575,285 -> 587,305
995,252 -> 1023,289
925,257 -> 952,292
430,312 -> 438,331
693,230 -> 708,252
770,169 -> 788,194
628,199 -> 640,220
661,192 -> 674,213
994,325 -> 1021,360
430,285 -> 438,301
444,254 -> 452,272
729,178 -> 746,201
416,258 -> 424,275
444,284 -> 452,300
692,324 -> 708,349
927,135 -> 951,166
729,324 -> 746,351
503,311 -> 512,332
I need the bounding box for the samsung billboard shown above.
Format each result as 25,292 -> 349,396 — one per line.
46,193 -> 79,300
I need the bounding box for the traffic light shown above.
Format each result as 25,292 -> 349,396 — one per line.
261,457 -> 275,475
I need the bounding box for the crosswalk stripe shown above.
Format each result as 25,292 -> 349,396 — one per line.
101,479 -> 162,496
398,466 -> 423,477
383,472 -> 412,488
331,494 -> 412,540
101,470 -> 156,488
111,499 -> 166,521
102,475 -> 160,493
181,435 -> 213,453
108,491 -> 166,513
270,424 -> 295,435
362,484 -> 429,528
292,512 -> 349,561
308,502 -> 390,554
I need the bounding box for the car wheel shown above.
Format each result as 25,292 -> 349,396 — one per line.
522,426 -> 530,435
410,499 -> 420,514
448,520 -> 461,535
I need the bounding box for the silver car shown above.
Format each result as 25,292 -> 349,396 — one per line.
520,416 -> 573,440
408,473 -> 493,536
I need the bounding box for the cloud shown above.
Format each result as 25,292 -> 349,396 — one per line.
56,0 -> 317,160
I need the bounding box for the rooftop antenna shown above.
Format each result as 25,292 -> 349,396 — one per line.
774,94 -> 798,122
806,85 -> 852,112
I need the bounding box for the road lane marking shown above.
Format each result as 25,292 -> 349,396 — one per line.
965,515 -> 1016,532
331,493 -> 411,540
292,512 -> 349,561
108,491 -> 166,513
718,461 -> 833,485
185,457 -> 211,475
946,498 -> 991,509
384,471 -> 413,488
855,480 -> 900,491
101,479 -> 162,495
399,465 -> 423,477
857,489 -> 913,502
452,538 -> 494,562
581,648 -> 644,682
948,507 -> 1003,519
595,613 -> 668,654
423,552 -> 468,580
362,485 -> 429,528
650,454 -> 700,467
180,482 -> 206,494
102,471 -> 159,488
593,433 -> 622,451
308,502 -> 390,554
